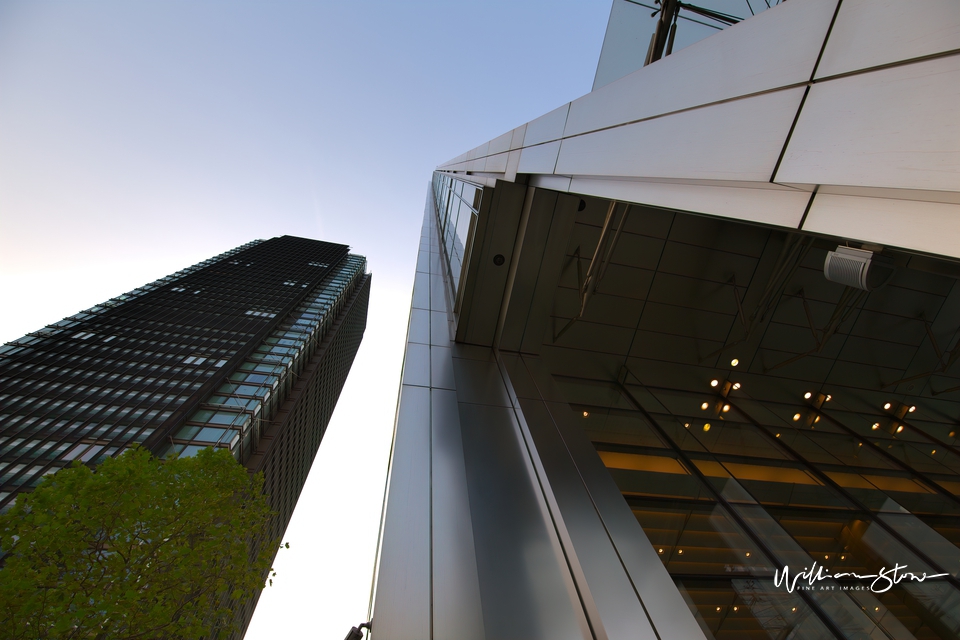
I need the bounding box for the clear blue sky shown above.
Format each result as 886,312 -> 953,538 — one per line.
0,1 -> 751,636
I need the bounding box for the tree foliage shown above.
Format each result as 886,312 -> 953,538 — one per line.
0,447 -> 274,639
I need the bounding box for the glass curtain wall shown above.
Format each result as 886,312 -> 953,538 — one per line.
432,172 -> 482,300
557,375 -> 960,639
162,255 -> 367,463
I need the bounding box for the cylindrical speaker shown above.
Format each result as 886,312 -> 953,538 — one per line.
823,246 -> 894,291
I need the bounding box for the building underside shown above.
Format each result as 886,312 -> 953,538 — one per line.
372,2 -> 960,638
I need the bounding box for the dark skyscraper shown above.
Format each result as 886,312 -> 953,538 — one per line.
0,235 -> 370,635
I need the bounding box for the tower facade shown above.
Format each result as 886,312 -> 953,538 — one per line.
0,235 -> 370,635
372,2 -> 960,639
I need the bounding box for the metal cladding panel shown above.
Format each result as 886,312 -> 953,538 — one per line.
570,0 -> 838,138
777,55 -> 960,192
802,193 -> 960,259
557,88 -> 806,182
516,397 -> 660,640
516,358 -> 710,640
567,177 -> 811,229
456,398 -> 591,640
372,384 -> 432,640
815,0 -> 960,79
517,141 -> 561,175
523,103 -> 571,147
431,388 -> 485,640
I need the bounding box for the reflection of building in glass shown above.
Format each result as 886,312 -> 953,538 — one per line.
372,2 -> 960,638
0,236 -> 370,636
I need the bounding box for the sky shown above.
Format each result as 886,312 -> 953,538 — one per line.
0,0 -> 756,636
0,1 -> 609,638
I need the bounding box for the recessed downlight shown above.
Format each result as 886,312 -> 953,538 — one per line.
710,379 -> 719,387
884,402 -> 892,410
703,423 -> 711,431
701,402 -> 709,410
793,413 -> 801,421
804,392 -> 812,399
732,382 -> 741,390
731,358 -> 739,367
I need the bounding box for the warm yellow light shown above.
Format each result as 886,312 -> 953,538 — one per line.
703,423 -> 711,432
658,548 -> 663,554
908,405 -> 916,412
951,431 -> 957,438
731,358 -> 739,366
722,404 -> 730,413
732,382 -> 741,390
875,607 -> 879,612
793,413 -> 801,421
684,423 -> 690,428
678,549 -> 683,554
824,555 -> 829,560
733,606 -> 738,612
716,607 -> 721,612
792,607 -> 797,612
872,423 -> 880,430
776,433 -> 781,438
825,395 -> 832,402
932,449 -> 937,455
814,416 -> 820,423
841,555 -> 845,560
896,425 -> 904,433
710,379 -> 719,387
701,402 -> 709,410
804,392 -> 812,399
745,552 -> 751,557
583,411 -> 589,417
884,402 -> 892,410
858,443 -> 863,447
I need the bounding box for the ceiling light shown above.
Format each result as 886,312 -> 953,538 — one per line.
776,433 -> 780,438
583,411 -> 589,417
841,555 -> 845,560
703,423 -> 711,432
804,392 -> 812,399
793,413 -> 801,421
658,548 -> 663,554
745,552 -> 751,557
884,402 -> 892,410
896,425 -> 904,433
792,607 -> 797,613
825,395 -> 832,401
932,449 -> 937,455
701,402 -> 709,410
716,607 -> 721,612
908,405 -> 916,413
733,606 -> 738,612
872,423 -> 880,430
722,404 -> 730,412
875,607 -> 879,612
710,379 -> 719,387
732,382 -> 741,390
950,431 -> 957,438
858,443 -> 862,447
684,423 -> 690,428
824,555 -> 829,560
677,549 -> 683,554
814,416 -> 820,423
731,358 -> 739,366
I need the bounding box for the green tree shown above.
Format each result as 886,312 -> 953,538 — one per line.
0,447 -> 274,639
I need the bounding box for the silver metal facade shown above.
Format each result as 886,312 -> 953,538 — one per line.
373,2 -> 960,638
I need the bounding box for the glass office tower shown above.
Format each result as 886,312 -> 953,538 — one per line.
372,2 -> 960,639
0,235 -> 370,635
